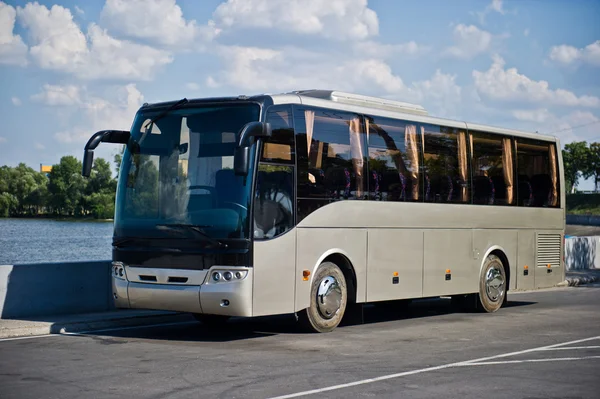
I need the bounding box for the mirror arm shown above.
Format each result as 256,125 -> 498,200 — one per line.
82,130 -> 130,177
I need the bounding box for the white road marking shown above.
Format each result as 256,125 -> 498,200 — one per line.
458,356 -> 600,366
0,334 -> 59,342
538,346 -> 600,351
0,320 -> 197,343
267,335 -> 600,399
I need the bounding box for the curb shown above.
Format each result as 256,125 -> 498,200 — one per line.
0,311 -> 193,339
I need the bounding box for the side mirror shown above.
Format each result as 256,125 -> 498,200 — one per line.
234,147 -> 250,176
237,121 -> 272,147
234,122 -> 271,176
82,130 -> 131,177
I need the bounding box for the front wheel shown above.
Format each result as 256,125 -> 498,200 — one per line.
477,254 -> 507,313
299,262 -> 348,333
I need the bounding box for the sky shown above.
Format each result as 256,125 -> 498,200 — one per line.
0,0 -> 599,189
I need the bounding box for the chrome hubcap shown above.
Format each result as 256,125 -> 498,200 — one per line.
485,264 -> 505,302
316,275 -> 342,319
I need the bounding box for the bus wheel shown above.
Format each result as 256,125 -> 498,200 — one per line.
477,254 -> 506,313
299,262 -> 348,333
193,314 -> 230,328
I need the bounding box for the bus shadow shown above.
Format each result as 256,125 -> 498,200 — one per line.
80,297 -> 536,343
351,297 -> 537,327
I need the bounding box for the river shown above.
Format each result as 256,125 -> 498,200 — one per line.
0,218 -> 113,265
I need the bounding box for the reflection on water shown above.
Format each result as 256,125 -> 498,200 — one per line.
0,218 -> 113,265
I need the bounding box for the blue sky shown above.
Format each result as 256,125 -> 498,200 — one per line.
1,0 -> 599,188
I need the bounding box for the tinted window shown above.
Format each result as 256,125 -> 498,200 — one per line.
296,107 -> 367,200
366,115 -> 421,201
516,139 -> 560,207
253,164 -> 294,239
471,132 -> 515,206
422,125 -> 469,203
254,106 -> 295,239
261,106 -> 295,164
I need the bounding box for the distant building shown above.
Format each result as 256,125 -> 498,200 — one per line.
40,164 -> 52,175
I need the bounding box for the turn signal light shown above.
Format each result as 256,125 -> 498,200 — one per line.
303,270 -> 311,281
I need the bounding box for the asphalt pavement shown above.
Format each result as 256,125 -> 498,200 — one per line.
1,285 -> 599,399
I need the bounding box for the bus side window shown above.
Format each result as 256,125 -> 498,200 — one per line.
295,107 -> 367,200
422,125 -> 469,204
471,132 -> 515,206
365,115 -> 421,201
516,139 -> 559,208
254,106 -> 295,239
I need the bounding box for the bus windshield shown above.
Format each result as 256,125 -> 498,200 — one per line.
114,103 -> 260,243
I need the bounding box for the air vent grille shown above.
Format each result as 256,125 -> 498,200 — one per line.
536,234 -> 561,268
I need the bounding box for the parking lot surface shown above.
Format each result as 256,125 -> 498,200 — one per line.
1,285 -> 599,399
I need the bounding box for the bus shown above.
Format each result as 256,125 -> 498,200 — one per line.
82,90 -> 565,333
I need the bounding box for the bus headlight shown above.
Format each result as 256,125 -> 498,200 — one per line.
209,269 -> 248,283
112,262 -> 127,280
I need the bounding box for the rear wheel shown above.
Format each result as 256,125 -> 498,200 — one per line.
193,314 -> 230,327
299,262 -> 347,333
477,254 -> 506,313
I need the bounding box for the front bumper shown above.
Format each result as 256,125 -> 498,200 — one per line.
111,265 -> 253,317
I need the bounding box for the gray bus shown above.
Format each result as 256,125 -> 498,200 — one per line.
82,90 -> 565,333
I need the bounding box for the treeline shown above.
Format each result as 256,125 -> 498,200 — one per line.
563,141 -> 600,193
0,156 -> 117,219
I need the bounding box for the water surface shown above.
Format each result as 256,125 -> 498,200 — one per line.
0,218 -> 113,265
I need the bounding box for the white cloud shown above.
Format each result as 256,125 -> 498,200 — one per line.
444,24 -> 493,59
31,84 -> 82,106
208,45 -> 461,117
549,40 -> 600,67
512,108 -> 553,123
74,5 -> 84,15
512,109 -> 600,144
354,40 -> 428,59
490,0 -> 505,14
100,0 -> 219,48
213,0 -> 378,40
0,2 -> 28,66
17,3 -> 173,80
185,82 -> 200,91
475,0 -> 506,25
11,97 -> 21,106
524,29 -> 529,37
0,136 -> 7,143
54,84 -> 144,144
473,55 -> 600,107
411,70 -> 462,117
34,142 -> 45,150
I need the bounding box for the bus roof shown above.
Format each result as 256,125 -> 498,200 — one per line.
267,90 -> 559,144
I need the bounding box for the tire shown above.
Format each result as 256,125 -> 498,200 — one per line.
193,314 -> 230,327
477,254 -> 507,313
299,262 -> 348,333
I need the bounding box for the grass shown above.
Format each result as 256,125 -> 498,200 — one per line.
567,194 -> 600,216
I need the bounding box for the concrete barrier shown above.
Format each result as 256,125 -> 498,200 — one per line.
565,236 -> 600,271
0,261 -> 113,319
566,215 -> 600,226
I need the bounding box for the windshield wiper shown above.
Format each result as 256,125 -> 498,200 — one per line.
145,98 -> 189,134
156,223 -> 228,248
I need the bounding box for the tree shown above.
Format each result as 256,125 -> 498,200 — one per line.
48,156 -> 86,216
562,142 -> 591,193
86,158 -> 115,195
586,142 -> 600,192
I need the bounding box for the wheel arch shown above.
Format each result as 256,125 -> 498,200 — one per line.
480,245 -> 511,292
311,249 -> 357,304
